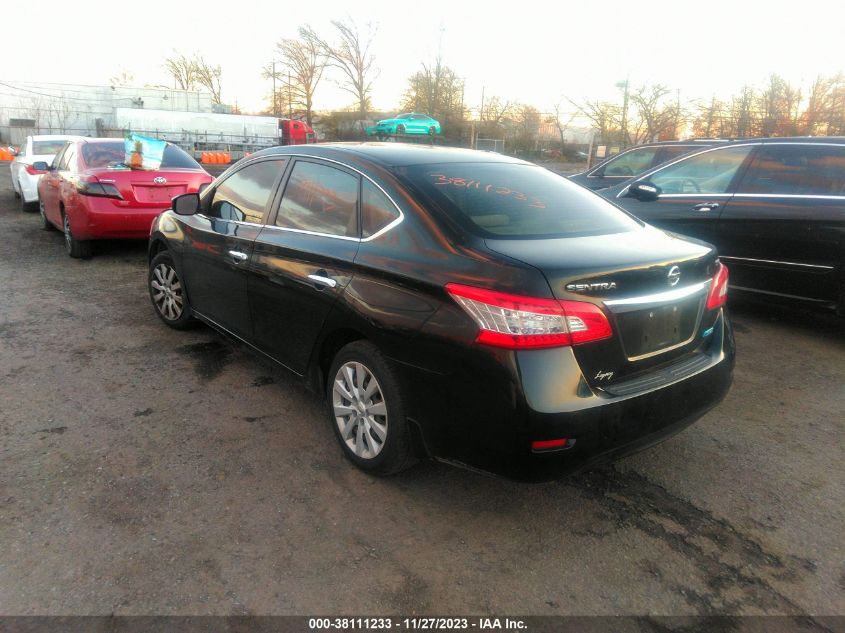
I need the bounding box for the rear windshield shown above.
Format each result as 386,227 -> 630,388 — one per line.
399,162 -> 640,239
32,140 -> 70,156
80,141 -> 200,169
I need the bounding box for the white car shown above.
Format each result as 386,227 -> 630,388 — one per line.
10,135 -> 84,211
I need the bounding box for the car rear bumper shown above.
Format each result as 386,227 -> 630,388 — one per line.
398,309 -> 735,481
18,172 -> 41,202
71,199 -> 165,240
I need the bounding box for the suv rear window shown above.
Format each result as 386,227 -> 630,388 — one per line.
400,162 -> 640,239
32,140 -> 70,155
80,141 -> 201,169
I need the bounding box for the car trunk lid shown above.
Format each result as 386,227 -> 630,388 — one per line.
87,168 -> 208,208
484,226 -> 720,390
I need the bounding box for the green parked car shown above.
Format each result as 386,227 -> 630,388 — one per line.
366,113 -> 441,138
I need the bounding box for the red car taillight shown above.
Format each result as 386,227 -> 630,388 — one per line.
25,164 -> 47,175
76,176 -> 123,200
446,283 -> 613,349
706,262 -> 729,310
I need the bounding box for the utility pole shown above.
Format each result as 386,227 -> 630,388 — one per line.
272,61 -> 277,117
480,86 -> 485,121
618,77 -> 630,148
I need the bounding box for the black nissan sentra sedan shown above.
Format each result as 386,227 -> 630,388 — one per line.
147,143 -> 735,481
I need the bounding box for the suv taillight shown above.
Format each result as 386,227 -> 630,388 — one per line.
446,283 -> 613,349
706,262 -> 729,310
76,176 -> 123,200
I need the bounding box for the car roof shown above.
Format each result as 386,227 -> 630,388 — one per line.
728,136 -> 845,145
30,134 -> 86,142
251,142 -> 531,168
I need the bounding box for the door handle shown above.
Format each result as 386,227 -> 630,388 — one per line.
693,203 -> 720,212
228,250 -> 248,263
308,272 -> 337,289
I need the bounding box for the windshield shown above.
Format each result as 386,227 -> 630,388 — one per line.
399,162 -> 641,239
80,141 -> 201,169
32,140 -> 70,156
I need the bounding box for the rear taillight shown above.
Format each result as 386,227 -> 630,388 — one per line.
76,176 -> 123,200
25,164 -> 47,175
706,262 -> 729,310
446,283 -> 613,349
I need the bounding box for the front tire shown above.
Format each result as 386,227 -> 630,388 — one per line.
39,199 -> 54,231
149,251 -> 195,329
63,213 -> 92,258
327,341 -> 417,475
396,124 -> 405,136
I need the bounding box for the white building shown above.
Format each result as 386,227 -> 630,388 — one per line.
0,80 -> 218,144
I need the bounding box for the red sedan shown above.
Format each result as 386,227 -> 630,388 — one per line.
37,138 -> 213,258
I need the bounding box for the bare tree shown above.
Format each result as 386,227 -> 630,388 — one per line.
481,96 -> 515,125
568,98 -> 621,144
547,101 -> 576,147
193,55 -> 223,104
319,20 -> 379,127
164,52 -> 196,90
264,26 -> 327,126
630,84 -> 676,142
109,68 -> 135,88
50,98 -> 78,134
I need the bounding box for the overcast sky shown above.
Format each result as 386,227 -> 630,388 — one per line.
4,0 -> 845,116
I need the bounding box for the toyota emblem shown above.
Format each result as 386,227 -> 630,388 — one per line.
667,265 -> 681,286
153,176 -> 167,185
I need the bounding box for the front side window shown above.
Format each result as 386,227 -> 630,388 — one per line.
50,144 -> 69,170
401,162 -> 640,239
207,160 -> 284,223
59,146 -> 76,171
362,180 -> 400,238
648,145 -> 753,194
601,147 -> 659,177
737,144 -> 845,195
276,161 -> 359,237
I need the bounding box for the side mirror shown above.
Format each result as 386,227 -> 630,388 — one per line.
32,161 -> 49,172
627,181 -> 661,202
172,192 -> 200,216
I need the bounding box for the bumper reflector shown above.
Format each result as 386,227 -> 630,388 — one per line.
531,438 -> 569,451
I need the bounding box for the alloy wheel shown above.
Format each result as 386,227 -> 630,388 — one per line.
332,361 -> 388,459
150,263 -> 184,321
63,215 -> 73,253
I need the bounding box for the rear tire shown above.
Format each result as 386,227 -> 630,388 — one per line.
326,341 -> 417,476
396,124 -> 405,135
63,213 -> 92,259
149,251 -> 195,329
20,185 -> 36,212
13,179 -> 20,198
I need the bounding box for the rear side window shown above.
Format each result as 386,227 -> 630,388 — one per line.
276,161 -> 359,237
648,145 -> 753,194
658,145 -> 698,163
207,160 -> 284,223
737,144 -> 845,195
401,162 -> 640,239
362,180 -> 400,238
32,140 -> 71,156
602,147 -> 659,177
80,141 -> 201,169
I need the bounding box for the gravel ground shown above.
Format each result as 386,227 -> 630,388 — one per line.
0,166 -> 842,618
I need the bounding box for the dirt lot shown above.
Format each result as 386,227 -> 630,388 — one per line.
0,166 -> 843,618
